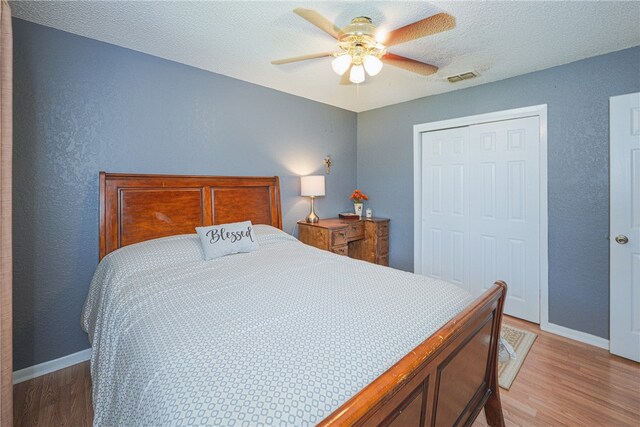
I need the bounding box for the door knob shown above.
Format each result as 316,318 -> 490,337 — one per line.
615,235 -> 629,244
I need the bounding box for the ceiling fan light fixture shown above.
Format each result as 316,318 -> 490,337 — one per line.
331,54 -> 352,76
342,16 -> 377,38
274,9 -> 453,86
363,54 -> 383,76
349,64 -> 365,84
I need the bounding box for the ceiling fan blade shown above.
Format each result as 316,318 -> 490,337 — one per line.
293,8 -> 341,39
382,53 -> 438,76
271,52 -> 333,65
384,13 -> 455,47
339,71 -> 351,85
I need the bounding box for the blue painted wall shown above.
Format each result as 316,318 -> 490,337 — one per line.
357,46 -> 640,339
13,15 -> 640,369
13,19 -> 357,370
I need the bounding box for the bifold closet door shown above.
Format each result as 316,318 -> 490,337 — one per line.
420,127 -> 471,293
421,116 -> 541,323
468,117 -> 540,323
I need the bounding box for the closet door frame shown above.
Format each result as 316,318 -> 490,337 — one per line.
413,104 -> 548,326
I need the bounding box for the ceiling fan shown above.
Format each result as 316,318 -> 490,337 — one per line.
272,8 -> 456,85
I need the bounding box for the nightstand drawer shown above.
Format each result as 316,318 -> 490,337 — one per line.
377,222 -> 389,237
331,245 -> 348,256
347,222 -> 364,240
377,235 -> 389,255
331,229 -> 348,246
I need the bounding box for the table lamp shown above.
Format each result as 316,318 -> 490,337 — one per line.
301,175 -> 325,223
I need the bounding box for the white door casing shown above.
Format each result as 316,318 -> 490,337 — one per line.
609,92 -> 640,362
414,105 -> 548,325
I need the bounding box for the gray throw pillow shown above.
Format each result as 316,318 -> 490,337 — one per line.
195,221 -> 259,260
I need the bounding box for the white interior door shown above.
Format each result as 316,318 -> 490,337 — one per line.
421,127 -> 471,293
469,117 -> 540,323
610,92 -> 640,362
420,116 -> 541,323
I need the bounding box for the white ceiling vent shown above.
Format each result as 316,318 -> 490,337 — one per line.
447,71 -> 479,83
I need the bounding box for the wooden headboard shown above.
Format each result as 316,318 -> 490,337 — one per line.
99,172 -> 282,260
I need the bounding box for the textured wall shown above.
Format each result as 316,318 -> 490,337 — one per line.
13,15 -> 640,369
357,45 -> 640,339
13,19 -> 357,370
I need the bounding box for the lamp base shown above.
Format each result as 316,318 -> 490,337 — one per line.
306,196 -> 319,223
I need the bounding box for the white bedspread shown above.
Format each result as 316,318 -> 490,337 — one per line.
82,225 -> 472,426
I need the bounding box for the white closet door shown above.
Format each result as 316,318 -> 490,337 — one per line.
420,116 -> 541,323
469,117 -> 540,323
421,127 -> 471,293
609,92 -> 640,362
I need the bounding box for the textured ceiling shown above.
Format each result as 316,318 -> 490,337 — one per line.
10,1 -> 640,112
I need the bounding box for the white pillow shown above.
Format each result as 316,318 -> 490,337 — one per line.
195,221 -> 259,260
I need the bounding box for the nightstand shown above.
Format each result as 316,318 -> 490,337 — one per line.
297,217 -> 389,266
348,218 -> 389,266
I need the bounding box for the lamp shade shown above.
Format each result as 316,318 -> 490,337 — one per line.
363,55 -> 383,76
349,64 -> 365,84
331,54 -> 352,76
300,175 -> 325,197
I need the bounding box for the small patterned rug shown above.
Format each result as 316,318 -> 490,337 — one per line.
498,324 -> 537,390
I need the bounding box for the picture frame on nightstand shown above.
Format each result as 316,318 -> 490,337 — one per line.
338,212 -> 359,220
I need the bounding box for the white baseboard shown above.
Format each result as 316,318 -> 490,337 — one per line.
13,348 -> 92,385
541,322 -> 610,350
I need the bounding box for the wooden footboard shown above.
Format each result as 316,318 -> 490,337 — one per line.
319,281 -> 507,427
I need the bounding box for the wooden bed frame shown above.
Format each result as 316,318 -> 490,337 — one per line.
99,172 -> 506,427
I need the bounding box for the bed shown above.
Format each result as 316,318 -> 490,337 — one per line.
85,172 -> 506,426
